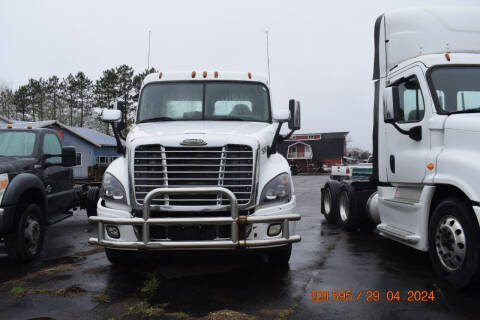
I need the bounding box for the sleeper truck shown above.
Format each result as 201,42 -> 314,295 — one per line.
88,71 -> 302,266
321,7 -> 480,288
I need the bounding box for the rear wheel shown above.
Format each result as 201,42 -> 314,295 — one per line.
429,197 -> 480,288
321,181 -> 341,225
86,186 -> 100,218
5,203 -> 45,262
337,184 -> 361,232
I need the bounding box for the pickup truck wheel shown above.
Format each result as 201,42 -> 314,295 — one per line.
429,197 -> 480,288
321,181 -> 341,225
86,187 -> 100,217
105,248 -> 134,265
5,204 -> 45,262
337,184 -> 361,232
268,245 -> 292,267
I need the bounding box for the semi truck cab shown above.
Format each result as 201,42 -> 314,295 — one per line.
322,7 -> 480,288
89,71 -> 302,266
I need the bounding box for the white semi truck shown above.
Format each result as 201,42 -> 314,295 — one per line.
321,7 -> 480,288
89,71 -> 301,266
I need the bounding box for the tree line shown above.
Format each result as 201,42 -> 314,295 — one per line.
0,65 -> 157,134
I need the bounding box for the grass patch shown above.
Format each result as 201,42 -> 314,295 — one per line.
0,264 -> 76,290
168,311 -> 190,319
128,300 -> 166,317
140,272 -> 160,295
9,285 -> 86,298
94,289 -> 110,303
205,309 -> 255,320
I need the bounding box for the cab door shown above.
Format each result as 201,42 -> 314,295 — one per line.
385,66 -> 431,184
42,132 -> 74,215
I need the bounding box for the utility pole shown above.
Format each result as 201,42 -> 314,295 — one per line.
147,30 -> 151,69
266,30 -> 271,85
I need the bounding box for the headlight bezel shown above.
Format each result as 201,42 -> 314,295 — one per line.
259,172 -> 292,206
100,172 -> 127,205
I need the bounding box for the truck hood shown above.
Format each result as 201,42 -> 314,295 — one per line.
0,157 -> 36,174
127,121 -> 277,147
444,113 -> 480,132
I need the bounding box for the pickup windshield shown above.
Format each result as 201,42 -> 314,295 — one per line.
429,66 -> 480,114
137,81 -> 270,123
0,131 -> 36,157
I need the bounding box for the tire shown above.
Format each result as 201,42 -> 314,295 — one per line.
268,245 -> 292,267
5,203 -> 45,262
337,183 -> 362,232
105,248 -> 134,265
321,180 -> 341,225
86,186 -> 100,217
428,197 -> 480,288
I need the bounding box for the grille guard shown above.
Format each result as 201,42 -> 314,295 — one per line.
88,187 -> 301,250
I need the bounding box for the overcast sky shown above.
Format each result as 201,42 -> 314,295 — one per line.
1,0 -> 479,149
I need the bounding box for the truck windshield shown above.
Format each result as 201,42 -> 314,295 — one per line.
0,131 -> 36,157
137,82 -> 270,123
429,66 -> 480,114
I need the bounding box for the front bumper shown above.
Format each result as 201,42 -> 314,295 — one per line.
88,187 -> 301,250
0,205 -> 17,234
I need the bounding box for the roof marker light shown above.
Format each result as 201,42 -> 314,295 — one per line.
203,71 -> 207,78
214,71 -> 219,78
7,124 -> 12,129
445,53 -> 451,61
159,72 -> 163,79
27,125 -> 32,129
248,72 -> 252,79
192,71 -> 196,78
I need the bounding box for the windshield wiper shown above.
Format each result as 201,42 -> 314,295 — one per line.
212,116 -> 248,121
138,117 -> 175,123
448,107 -> 480,115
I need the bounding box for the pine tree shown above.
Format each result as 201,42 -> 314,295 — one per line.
13,85 -> 30,121
74,72 -> 93,127
45,75 -> 61,120
62,74 -> 77,126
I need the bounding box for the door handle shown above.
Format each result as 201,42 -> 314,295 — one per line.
390,155 -> 395,174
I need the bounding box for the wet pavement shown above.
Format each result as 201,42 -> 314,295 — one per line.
1,175 -> 480,320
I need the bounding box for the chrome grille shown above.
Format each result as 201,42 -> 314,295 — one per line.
134,144 -> 254,206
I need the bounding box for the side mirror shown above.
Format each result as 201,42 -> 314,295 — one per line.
288,99 -> 301,131
272,109 -> 290,122
384,86 -> 400,123
101,109 -> 122,123
131,93 -> 139,102
62,146 -> 76,167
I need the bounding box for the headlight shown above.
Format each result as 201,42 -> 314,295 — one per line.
259,173 -> 292,205
0,173 -> 9,204
100,173 -> 127,205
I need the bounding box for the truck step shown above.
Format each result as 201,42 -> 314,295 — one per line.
47,211 -> 73,225
376,224 -> 420,244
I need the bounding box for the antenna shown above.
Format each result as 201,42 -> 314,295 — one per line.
147,30 -> 151,69
265,30 -> 271,85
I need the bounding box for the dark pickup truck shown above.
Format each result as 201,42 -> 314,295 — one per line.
0,127 -> 99,262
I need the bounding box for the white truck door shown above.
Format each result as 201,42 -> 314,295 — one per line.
385,66 -> 431,183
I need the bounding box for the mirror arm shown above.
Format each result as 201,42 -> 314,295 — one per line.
281,128 -> 296,141
267,121 -> 285,157
111,123 -> 126,155
390,123 -> 422,141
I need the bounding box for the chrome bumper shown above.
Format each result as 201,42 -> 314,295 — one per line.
88,187 -> 301,250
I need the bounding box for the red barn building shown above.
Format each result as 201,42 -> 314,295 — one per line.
278,132 -> 348,172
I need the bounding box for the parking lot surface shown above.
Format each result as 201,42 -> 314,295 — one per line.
1,175 -> 480,320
